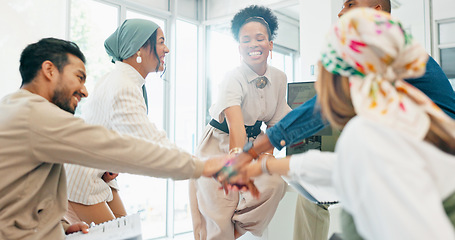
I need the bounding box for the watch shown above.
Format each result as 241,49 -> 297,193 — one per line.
243,141 -> 259,159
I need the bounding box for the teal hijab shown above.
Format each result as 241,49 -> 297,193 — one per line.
104,19 -> 159,62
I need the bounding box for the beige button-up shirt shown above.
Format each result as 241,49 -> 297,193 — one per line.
209,61 -> 291,126
0,90 -> 203,239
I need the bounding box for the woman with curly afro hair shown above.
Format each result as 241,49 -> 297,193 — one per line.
189,5 -> 291,239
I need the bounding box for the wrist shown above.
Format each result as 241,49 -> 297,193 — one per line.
261,152 -> 273,157
229,147 -> 242,155
243,141 -> 259,159
261,154 -> 273,175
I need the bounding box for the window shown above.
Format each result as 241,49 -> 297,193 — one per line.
437,18 -> 455,90
68,1 -> 300,239
70,0 -> 119,115
119,10 -> 169,240
70,1 -> 169,239
441,48 -> 455,79
126,11 -> 167,129
439,21 -> 455,45
173,19 -> 199,235
269,46 -> 299,84
205,24 -> 239,124
117,174 -> 168,239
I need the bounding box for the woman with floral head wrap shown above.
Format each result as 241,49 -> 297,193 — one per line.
243,8 -> 455,239
64,19 -> 224,226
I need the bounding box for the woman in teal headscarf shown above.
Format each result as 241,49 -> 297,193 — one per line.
104,18 -> 168,75
64,19 -> 219,225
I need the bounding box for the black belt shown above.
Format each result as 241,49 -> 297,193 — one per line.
209,119 -> 262,138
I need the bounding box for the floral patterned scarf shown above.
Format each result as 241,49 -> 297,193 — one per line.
321,8 -> 455,140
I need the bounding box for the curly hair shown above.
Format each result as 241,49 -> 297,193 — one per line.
231,5 -> 279,41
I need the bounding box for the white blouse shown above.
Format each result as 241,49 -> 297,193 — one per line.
209,61 -> 291,126
289,116 -> 455,240
65,61 -> 176,205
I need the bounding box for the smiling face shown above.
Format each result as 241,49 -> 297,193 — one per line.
51,54 -> 87,114
141,27 -> 169,73
238,21 -> 273,75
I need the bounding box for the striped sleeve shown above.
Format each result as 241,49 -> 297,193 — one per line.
111,85 -> 173,145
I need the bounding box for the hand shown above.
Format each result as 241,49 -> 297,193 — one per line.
224,153 -> 275,198
212,153 -> 237,182
212,154 -> 260,198
240,153 -> 274,178
65,221 -> 89,235
241,159 -> 264,179
233,152 -> 255,172
215,152 -> 253,184
102,172 -> 118,183
226,179 -> 260,199
244,156 -> 292,178
201,155 -> 230,177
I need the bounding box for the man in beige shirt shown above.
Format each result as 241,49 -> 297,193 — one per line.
0,37 -> 223,240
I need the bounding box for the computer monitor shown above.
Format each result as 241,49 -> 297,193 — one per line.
288,81 -> 317,109
286,81 -> 338,155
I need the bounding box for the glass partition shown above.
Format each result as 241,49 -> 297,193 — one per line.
173,19 -> 199,235
70,0 -> 119,114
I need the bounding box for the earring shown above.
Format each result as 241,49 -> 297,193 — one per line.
136,52 -> 142,64
270,50 -> 273,59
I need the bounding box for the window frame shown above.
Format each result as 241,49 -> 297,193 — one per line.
434,17 -> 455,64
67,1 -> 300,239
67,1 -> 179,239
435,17 -> 455,88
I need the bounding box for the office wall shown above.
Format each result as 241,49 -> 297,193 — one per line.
206,0 -> 295,19
299,0 -> 339,81
393,0 -> 428,51
205,0 -> 300,52
274,12 -> 300,52
127,0 -> 168,11
299,0 -> 436,81
433,0 -> 455,20
0,0 -> 66,99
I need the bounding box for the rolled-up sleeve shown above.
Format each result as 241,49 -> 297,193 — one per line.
209,72 -> 244,122
30,102 -> 204,180
266,96 -> 328,150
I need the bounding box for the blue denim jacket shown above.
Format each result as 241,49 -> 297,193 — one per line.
267,56 -> 455,150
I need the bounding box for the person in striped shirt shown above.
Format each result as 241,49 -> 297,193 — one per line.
64,19 -> 205,225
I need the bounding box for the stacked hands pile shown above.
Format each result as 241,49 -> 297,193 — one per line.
212,151 -> 272,199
